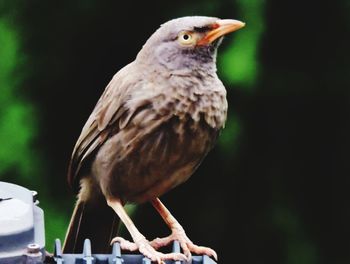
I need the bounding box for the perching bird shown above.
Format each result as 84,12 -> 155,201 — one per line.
63,16 -> 244,263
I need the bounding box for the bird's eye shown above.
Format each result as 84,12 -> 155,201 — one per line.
182,34 -> 190,41
178,31 -> 196,45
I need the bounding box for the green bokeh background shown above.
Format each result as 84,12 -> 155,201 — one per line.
0,1 -> 349,263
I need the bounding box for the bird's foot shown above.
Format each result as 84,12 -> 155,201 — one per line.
111,236 -> 187,264
150,227 -> 217,261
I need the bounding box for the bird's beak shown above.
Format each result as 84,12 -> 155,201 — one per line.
197,19 -> 245,45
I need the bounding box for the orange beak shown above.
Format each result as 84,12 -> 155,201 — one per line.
197,19 -> 245,45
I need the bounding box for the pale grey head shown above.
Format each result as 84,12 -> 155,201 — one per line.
136,16 -> 245,73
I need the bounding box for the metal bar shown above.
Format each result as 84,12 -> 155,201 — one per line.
142,257 -> 151,264
202,255 -> 216,264
111,242 -> 123,264
82,239 -> 95,264
53,239 -> 64,264
172,241 -> 182,264
49,239 -> 217,264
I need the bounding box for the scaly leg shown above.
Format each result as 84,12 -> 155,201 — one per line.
150,198 -> 218,261
107,198 -> 187,264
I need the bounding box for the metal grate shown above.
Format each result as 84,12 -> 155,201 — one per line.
0,182 -> 217,264
53,239 -> 217,264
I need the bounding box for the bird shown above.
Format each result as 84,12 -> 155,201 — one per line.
63,16 -> 245,263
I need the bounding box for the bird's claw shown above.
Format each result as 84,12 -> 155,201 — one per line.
150,230 -> 218,261
111,236 -> 188,264
186,243 -> 217,261
111,237 -> 139,251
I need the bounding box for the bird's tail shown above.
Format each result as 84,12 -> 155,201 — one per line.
62,196 -> 119,254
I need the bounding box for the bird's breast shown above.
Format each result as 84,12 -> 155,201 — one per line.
93,75 -> 227,203
93,114 -> 219,203
154,74 -> 228,129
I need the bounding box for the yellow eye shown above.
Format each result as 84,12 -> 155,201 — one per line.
178,31 -> 195,45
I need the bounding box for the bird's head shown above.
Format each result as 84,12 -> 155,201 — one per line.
136,16 -> 245,73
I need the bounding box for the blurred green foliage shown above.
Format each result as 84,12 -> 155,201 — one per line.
217,0 -> 264,152
0,15 -> 69,250
219,0 -> 264,88
0,18 -> 37,180
218,114 -> 241,153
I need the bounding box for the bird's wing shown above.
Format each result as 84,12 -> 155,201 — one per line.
67,63 -> 151,190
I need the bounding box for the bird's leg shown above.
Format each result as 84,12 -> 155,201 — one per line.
107,198 -> 187,264
150,198 -> 218,261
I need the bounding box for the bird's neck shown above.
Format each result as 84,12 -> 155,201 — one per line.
154,70 -> 227,129
131,60 -> 227,130
136,44 -> 218,78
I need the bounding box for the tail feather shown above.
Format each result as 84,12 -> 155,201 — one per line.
63,198 -> 119,253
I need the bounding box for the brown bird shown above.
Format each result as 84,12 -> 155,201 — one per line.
63,16 -> 245,263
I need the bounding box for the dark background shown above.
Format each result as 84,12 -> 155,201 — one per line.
0,1 -> 349,263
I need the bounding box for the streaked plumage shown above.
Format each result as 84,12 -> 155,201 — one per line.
64,16 -> 244,262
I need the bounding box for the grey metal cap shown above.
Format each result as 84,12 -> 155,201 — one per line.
0,181 -> 45,263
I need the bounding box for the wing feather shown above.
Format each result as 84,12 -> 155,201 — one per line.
67,63 -> 147,190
